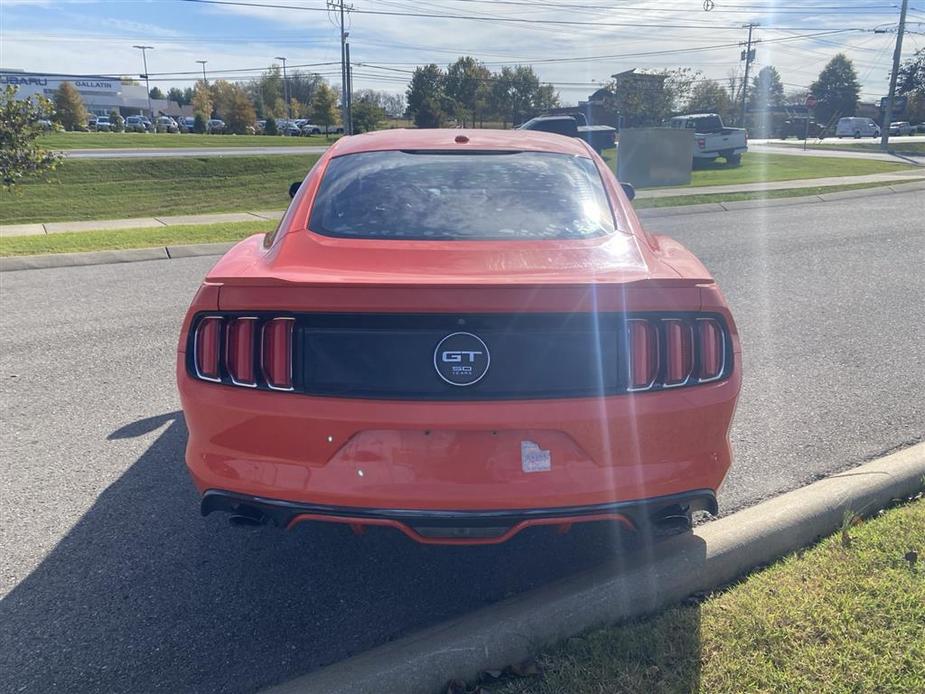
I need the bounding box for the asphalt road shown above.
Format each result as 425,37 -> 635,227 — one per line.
63,145 -> 330,159
2,192 -> 924,693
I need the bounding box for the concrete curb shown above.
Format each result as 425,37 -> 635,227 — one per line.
263,443 -> 925,694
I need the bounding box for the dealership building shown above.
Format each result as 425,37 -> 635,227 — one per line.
0,69 -> 186,116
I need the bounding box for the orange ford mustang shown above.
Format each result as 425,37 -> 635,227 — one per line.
177,129 -> 741,545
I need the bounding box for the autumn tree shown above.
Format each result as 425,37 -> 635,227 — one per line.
53,81 -> 88,131
191,79 -> 213,120
224,85 -> 257,134
0,85 -> 60,189
810,54 -> 860,125
311,83 -> 339,137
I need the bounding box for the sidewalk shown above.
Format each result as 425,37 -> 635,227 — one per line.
3,169 -> 924,238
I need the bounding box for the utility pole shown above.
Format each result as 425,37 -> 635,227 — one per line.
328,0 -> 352,134
196,60 -> 208,84
133,45 -> 155,131
879,0 -> 909,150
345,41 -> 353,134
738,24 -> 758,127
275,56 -> 291,119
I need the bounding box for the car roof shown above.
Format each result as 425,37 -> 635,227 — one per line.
327,128 -> 593,157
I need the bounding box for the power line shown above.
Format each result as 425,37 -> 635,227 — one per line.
177,0 -> 872,32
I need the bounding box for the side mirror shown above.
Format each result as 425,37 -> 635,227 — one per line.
289,181 -> 301,199
620,182 -> 636,201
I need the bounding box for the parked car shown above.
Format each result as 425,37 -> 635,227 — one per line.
177,128 -> 741,544
156,116 -> 179,133
177,116 -> 197,133
94,116 -> 112,132
668,113 -> 748,166
888,121 -> 915,136
277,119 -> 302,136
835,117 -> 880,138
255,119 -> 266,134
517,113 -> 616,152
323,124 -> 345,135
36,118 -> 54,131
124,115 -> 149,133
206,119 -> 225,134
300,122 -> 322,136
777,117 -> 825,140
87,115 -> 99,131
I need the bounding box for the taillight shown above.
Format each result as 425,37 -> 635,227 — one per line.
664,319 -> 693,385
226,317 -> 257,386
697,318 -> 724,381
697,138 -> 705,149
627,319 -> 658,390
262,318 -> 294,390
194,317 -> 222,381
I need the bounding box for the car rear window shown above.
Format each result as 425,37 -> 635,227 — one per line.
307,150 -> 616,240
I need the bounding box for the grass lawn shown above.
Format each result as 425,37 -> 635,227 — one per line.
600,150 -> 914,188
632,180 -> 905,209
0,155 -> 320,224
494,499 -> 924,694
39,131 -> 336,149
774,141 -> 925,156
0,220 -> 272,256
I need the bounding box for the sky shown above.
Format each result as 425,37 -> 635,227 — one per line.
1,0 -> 923,106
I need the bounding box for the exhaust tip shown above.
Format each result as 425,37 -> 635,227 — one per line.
228,508 -> 267,527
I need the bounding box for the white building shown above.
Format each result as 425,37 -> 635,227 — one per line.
0,69 -> 185,116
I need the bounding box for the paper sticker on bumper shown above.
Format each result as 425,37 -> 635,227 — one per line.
521,440 -> 551,473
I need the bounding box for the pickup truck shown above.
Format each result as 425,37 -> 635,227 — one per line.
516,113 -> 617,152
668,113 -> 747,166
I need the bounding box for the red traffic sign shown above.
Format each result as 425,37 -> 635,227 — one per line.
805,95 -> 818,109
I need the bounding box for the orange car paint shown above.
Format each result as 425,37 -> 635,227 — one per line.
177,129 -> 741,544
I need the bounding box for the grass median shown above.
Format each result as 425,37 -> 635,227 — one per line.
39,131 -> 336,149
0,154 -> 320,224
0,220 -> 272,256
600,150 -> 914,188
772,141 -> 925,156
493,498 -> 924,694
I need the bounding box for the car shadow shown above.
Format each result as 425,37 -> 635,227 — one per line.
1,412 -> 703,693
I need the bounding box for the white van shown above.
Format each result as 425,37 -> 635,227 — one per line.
835,117 -> 881,139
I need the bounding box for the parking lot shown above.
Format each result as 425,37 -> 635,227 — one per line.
2,191 -> 923,693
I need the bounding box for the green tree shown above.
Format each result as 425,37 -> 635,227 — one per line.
750,65 -> 785,112
351,98 -> 385,133
445,56 -> 491,126
148,86 -> 165,100
108,109 -> 125,132
896,48 -> 924,96
264,116 -> 278,135
406,64 -> 447,128
53,81 -> 88,131
0,85 -> 60,189
686,79 -> 734,121
810,54 -> 861,125
193,113 -> 207,134
311,83 -> 339,137
191,79 -> 213,120
167,87 -> 191,106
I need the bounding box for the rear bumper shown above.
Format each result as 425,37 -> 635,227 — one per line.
202,488 -> 717,545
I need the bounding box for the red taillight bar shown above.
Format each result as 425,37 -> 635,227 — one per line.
664,318 -> 694,386
697,318 -> 725,381
262,317 -> 295,391
626,319 -> 658,391
193,317 -> 223,382
226,317 -> 258,387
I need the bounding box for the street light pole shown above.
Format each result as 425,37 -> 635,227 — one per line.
879,0 -> 909,150
738,24 -> 758,127
196,60 -> 208,85
133,45 -> 155,132
275,56 -> 290,119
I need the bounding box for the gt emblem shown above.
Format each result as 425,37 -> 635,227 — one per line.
434,332 -> 490,386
